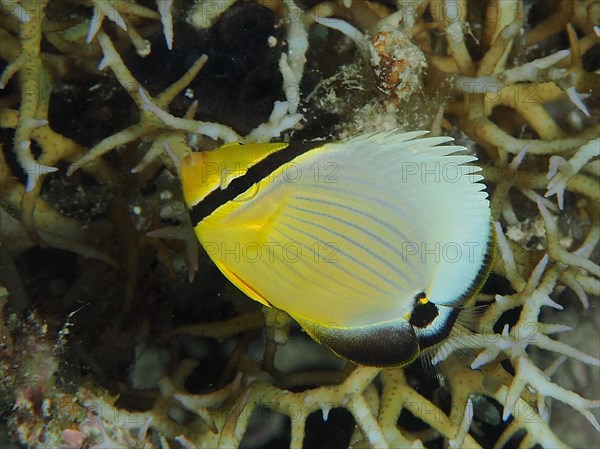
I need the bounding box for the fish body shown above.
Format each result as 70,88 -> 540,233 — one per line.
180,131 -> 493,367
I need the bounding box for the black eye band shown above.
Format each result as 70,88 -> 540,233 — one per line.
188,141 -> 322,225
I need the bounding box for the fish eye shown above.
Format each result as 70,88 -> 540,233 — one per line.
408,293 -> 439,329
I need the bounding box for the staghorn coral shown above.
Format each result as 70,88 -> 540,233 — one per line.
0,1 -> 599,448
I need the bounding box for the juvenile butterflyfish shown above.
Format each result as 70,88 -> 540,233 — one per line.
179,130 -> 493,368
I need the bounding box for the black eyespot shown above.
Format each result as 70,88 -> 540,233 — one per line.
409,293 -> 439,328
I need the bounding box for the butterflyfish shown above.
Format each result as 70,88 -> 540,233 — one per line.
179,130 -> 494,368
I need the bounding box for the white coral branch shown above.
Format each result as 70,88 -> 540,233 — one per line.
157,0 -> 174,50
86,0 -> 127,44
456,49 -> 570,92
243,101 -> 303,143
449,399 -> 473,449
0,0 -> 30,23
280,0 -> 309,114
538,199 -> 600,276
504,356 -> 600,431
545,138 -> 600,209
311,16 -> 369,55
138,88 -> 241,142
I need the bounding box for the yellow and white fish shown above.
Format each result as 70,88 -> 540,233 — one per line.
179,130 -> 494,367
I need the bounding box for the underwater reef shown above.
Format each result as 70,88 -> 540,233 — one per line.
0,0 -> 599,448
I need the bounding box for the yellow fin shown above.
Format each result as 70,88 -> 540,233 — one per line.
213,258 -> 272,307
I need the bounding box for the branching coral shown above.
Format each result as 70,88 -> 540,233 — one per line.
1,1 -> 599,449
